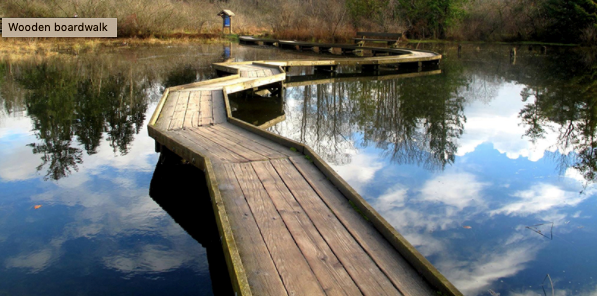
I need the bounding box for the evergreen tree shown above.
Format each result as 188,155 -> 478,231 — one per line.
545,0 -> 597,43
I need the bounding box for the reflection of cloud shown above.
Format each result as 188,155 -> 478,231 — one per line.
331,153 -> 383,192
440,242 -> 541,296
419,172 -> 488,210
6,177 -> 205,275
371,171 -> 488,233
458,83 -> 561,161
377,184 -> 408,208
491,183 -> 588,217
0,115 -> 39,181
511,284 -> 597,296
103,244 -> 206,274
0,138 -> 41,181
0,111 -> 32,139
0,104 -> 158,183
2,104 -> 207,276
4,248 -> 55,273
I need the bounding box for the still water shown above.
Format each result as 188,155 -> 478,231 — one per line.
1,42 -> 596,296
255,45 -> 597,296
0,43 -> 304,295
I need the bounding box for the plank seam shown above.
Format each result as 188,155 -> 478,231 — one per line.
282,158 -> 405,295
228,164 -> 293,296
249,161 -> 333,295
268,159 -> 379,296
188,128 -> 269,162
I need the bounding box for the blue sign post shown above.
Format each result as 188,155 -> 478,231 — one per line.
217,10 -> 235,34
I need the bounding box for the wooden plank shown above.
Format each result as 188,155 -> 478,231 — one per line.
213,163 -> 289,296
212,90 -> 227,124
200,90 -> 213,125
227,117 -> 306,154
174,129 -> 249,163
203,160 -> 253,296
169,91 -> 191,130
270,158 -> 402,296
212,124 -> 296,157
300,145 -> 460,296
149,88 -> 170,126
199,126 -> 287,159
184,91 -> 201,128
190,127 -> 269,162
154,91 -> 180,130
233,163 -> 326,296
290,157 -> 435,295
252,161 -> 363,296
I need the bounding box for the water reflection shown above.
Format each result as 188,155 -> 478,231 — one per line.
231,45 -> 597,296
0,44 -> 307,295
149,149 -> 233,295
266,63 -> 465,170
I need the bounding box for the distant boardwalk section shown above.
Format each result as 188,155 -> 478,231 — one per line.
148,39 -> 462,296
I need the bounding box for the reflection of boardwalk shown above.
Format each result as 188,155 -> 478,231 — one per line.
148,50 -> 461,296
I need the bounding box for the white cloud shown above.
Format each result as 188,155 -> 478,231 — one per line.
330,152 -> 384,192
376,184 -> 408,209
510,284 -> 597,296
491,183 -> 589,217
4,248 -> 55,273
457,83 -> 563,161
103,244 -> 207,274
419,172 -> 488,210
0,111 -> 33,139
440,243 -> 541,296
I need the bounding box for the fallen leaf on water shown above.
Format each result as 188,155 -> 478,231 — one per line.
34,205 -> 42,209
578,226 -> 584,229
463,226 -> 472,229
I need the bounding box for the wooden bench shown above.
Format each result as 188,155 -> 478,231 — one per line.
353,32 -> 403,46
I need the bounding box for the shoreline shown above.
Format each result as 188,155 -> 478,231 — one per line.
0,34 -> 584,59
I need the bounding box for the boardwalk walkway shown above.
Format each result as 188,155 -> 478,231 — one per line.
148,44 -> 461,296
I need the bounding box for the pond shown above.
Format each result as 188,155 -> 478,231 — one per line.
1,42 -> 596,296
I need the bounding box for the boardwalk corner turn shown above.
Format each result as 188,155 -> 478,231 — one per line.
147,39 -> 462,296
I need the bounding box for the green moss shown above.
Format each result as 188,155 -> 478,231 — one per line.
304,155 -> 313,162
349,200 -> 369,221
290,147 -> 298,152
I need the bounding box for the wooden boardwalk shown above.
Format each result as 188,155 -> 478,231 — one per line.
148,43 -> 461,296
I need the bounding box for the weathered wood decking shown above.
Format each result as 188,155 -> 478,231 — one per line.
148,42 -> 462,296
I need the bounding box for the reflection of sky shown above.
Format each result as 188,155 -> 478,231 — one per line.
275,78 -> 597,296
0,103 -> 212,295
0,44 -> 313,295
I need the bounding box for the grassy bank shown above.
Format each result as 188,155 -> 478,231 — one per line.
1,0 -> 594,48
0,35 -> 236,60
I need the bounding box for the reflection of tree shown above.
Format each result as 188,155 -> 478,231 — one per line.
18,62 -> 150,180
518,49 -> 597,183
21,63 -> 83,180
101,72 -> 149,155
163,65 -> 200,88
276,62 -> 468,169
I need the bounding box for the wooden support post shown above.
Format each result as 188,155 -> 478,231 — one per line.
314,65 -> 337,72
361,64 -> 378,73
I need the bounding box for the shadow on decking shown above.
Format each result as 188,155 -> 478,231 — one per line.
149,149 -> 234,296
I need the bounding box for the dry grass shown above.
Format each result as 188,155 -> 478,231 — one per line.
273,26 -> 355,43
0,36 -> 230,61
1,0 -> 225,37
1,0 -> 360,42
